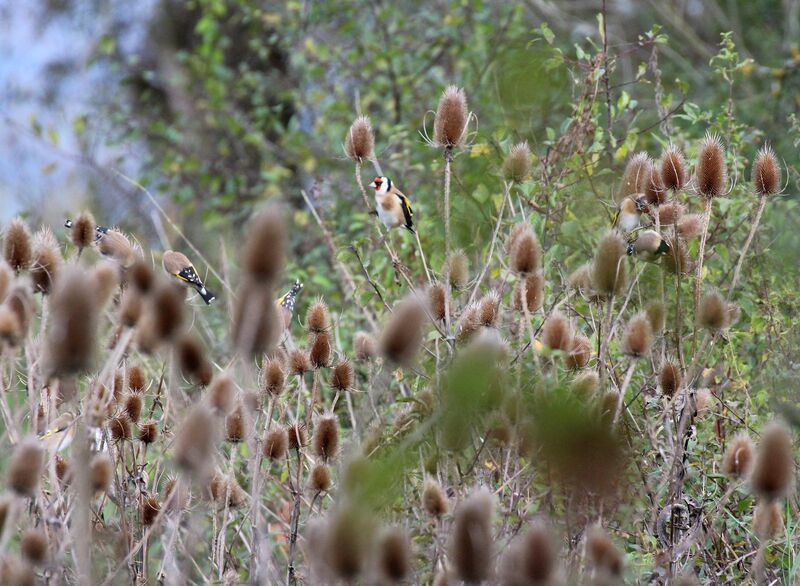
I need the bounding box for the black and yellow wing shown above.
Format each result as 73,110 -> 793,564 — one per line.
177,266 -> 216,304
396,193 -> 415,233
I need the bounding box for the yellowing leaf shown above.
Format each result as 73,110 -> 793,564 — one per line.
470,143 -> 491,158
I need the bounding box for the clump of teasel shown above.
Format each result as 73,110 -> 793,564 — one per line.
513,272 -> 544,313
659,361 -> 681,398
330,360 -> 353,391
422,478 -> 449,517
46,267 -> 98,375
309,464 -> 332,493
722,432 -> 755,479
753,145 -> 781,196
695,133 -> 727,198
208,373 -> 236,415
622,312 -> 653,357
566,334 -> 592,369
753,500 -> 783,539
433,85 -> 469,148
456,303 -> 481,344
586,525 -> 623,579
344,115 -> 375,162
354,331 -> 377,361
449,487 -> 494,584
310,332 -> 332,368
176,333 -> 213,387
380,297 -> 427,364
208,473 -> 247,508
447,250 -> 469,289
509,225 -> 542,275
174,406 -> 217,474
697,289 -> 728,331
225,404 -> 249,443
3,217 -> 33,272
542,309 -> 572,353
20,528 -> 48,566
263,427 -> 289,461
498,522 -> 557,586
306,299 -> 331,333
90,453 -> 113,492
30,227 -> 61,294
313,415 -> 339,461
70,211 -> 96,252
751,422 -> 794,501
261,358 -> 286,396
378,526 -> 412,583
592,231 -> 627,296
661,144 -> 688,192
138,420 -> 159,444
502,141 -> 532,183
8,439 -> 44,497
617,152 -> 650,202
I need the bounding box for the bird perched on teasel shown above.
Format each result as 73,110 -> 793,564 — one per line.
369,176 -> 415,232
37,411 -> 76,452
613,196 -> 649,234
277,279 -> 303,325
626,229 -> 670,261
162,250 -> 216,304
65,219 -> 137,267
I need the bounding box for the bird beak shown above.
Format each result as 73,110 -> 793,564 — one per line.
369,180 -> 376,188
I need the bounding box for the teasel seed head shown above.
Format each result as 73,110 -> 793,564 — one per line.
429,284 -> 447,322
209,473 -> 247,508
0,260 -> 11,302
310,332 -> 332,368
753,500 -> 783,539
456,303 -> 481,344
3,217 -> 33,272
232,279 -> 281,358
663,236 -> 693,275
422,478 -> 449,517
695,133 -> 727,198
8,439 -> 43,497
586,525 -> 623,578
313,415 -> 339,461
30,227 -> 61,294
509,225 -> 542,274
449,487 -> 495,584
330,360 -> 354,391
263,427 -> 289,461
123,392 -> 143,423
698,289 -> 728,331
592,231 -> 627,296
722,432 -> 755,480
90,453 -> 113,492
138,420 -> 159,444
499,522 -> 557,585
477,291 -> 501,327
225,403 -> 249,443
677,213 -> 704,240
208,373 -> 236,415
344,115 -> 375,162
150,281 -> 185,342
659,362 -> 681,398
70,211 -> 95,250
644,162 -> 668,206
542,309 -> 572,353
128,258 -> 155,293
261,358 -> 286,396
242,206 -> 286,283
306,299 -> 331,334
174,406 -> 217,474
657,201 -> 685,226
380,296 -> 427,365
751,422 -> 794,501
108,414 -> 132,442
622,312 -> 653,358
447,250 -> 469,289
571,371 -> 600,398
433,85 -> 468,147
119,288 -> 142,327
753,145 -> 781,196
309,464 -> 332,493
164,477 -> 190,513
568,263 -> 595,295
502,141 -> 532,183
140,495 -> 161,526
378,526 -> 412,583
354,331 -> 377,361
0,306 -> 21,348
617,152 -> 650,203
645,301 -> 666,333
322,504 -> 372,580
287,422 -> 308,451
289,348 -> 311,375
46,266 -> 98,375
512,272 -> 544,313
566,334 -> 592,369
55,456 -> 70,486
91,262 -> 119,309
20,528 -> 48,566
661,144 -> 688,192
176,333 -> 213,387
127,365 -> 146,393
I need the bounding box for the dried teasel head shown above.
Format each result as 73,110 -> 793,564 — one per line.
313,415 -> 340,461
138,420 -> 159,444
123,393 -> 143,423
677,213 -> 703,240
592,231 -> 627,296
344,115 -> 375,162
695,133 -> 727,198
176,333 -> 213,387
148,281 -> 185,343
263,427 -> 288,461
659,361 -> 681,398
657,201 -> 685,226
449,487 -> 494,584
90,453 -> 113,492
477,291 -> 502,327
287,423 -> 308,451
3,217 -> 33,272
20,528 -> 48,566
70,211 -> 96,250
242,206 -> 286,283
753,500 -> 783,540
377,526 -> 412,583
306,299 -> 331,334
309,332 -> 332,368
660,144 -> 688,192
141,495 -> 161,526
225,404 -> 249,443
512,272 -> 544,313
309,463 -> 332,493
433,85 -> 469,147
566,334 -> 592,369
8,439 -> 43,497
354,331 -> 377,361
751,422 -> 794,501
752,145 -> 781,196
46,266 -> 98,375
428,283 -> 447,322
261,358 -> 286,396
509,225 -> 542,275
571,371 -> 600,398
422,478 -> 449,517
380,297 -> 427,365
586,525 -> 624,578
330,360 -> 354,392
289,348 -> 311,375
30,227 -> 61,294
208,373 -> 236,415
645,301 -> 666,333
697,290 -> 728,331
447,250 -> 469,289
108,415 -> 132,442
502,141 -> 532,183
644,162 -> 668,206
568,263 -> 594,294
174,406 -> 217,475
0,260 -> 11,303
542,309 -> 572,353
498,522 -> 557,586
722,432 -> 755,480
231,279 -> 282,358
622,312 -> 653,358
617,152 -> 650,203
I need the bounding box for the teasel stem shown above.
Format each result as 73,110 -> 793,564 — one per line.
727,193 -> 767,302
468,183 -> 508,307
612,361 -> 637,427
692,197 -> 713,345
443,146 -> 454,341
672,225 -> 685,369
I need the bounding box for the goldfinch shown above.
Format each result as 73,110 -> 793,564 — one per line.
162,250 -> 216,304
613,196 -> 648,235
626,229 -> 670,261
96,227 -> 137,268
38,411 -> 76,452
277,280 -> 303,315
369,176 -> 415,232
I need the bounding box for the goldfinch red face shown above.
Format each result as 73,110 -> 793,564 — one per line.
370,176 -> 391,194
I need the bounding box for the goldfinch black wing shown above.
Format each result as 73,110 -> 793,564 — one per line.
177,266 -> 216,304
612,208 -> 620,228
278,280 -> 303,313
396,193 -> 414,232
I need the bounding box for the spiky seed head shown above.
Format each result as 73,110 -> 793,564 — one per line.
163,477 -> 190,513
209,474 -> 247,508
449,487 -> 494,584
661,144 -> 688,192
30,228 -> 61,294
344,115 -> 375,162
644,163 -> 668,206
509,226 -> 542,275
0,306 -> 21,348
263,428 -> 288,460
128,258 -> 154,293
378,527 -> 412,582
322,504 -> 372,580
309,332 -> 332,368
313,415 -> 339,461
722,432 -> 755,479
287,423 -> 308,450
225,404 -> 249,443
499,522 -> 557,585
0,261 -> 11,303
242,206 -> 286,283
119,288 -> 142,327
571,371 -> 600,398
306,300 -> 331,334
753,145 -> 781,196
138,420 -> 159,444
429,284 -> 447,322
330,361 -> 354,391
751,422 -> 794,501
456,303 -> 481,344
542,309 -> 572,352
108,415 -> 132,441
502,141 -> 532,183
91,261 -> 119,308
753,500 -> 783,539
645,301 -> 666,333
617,152 -> 650,203
622,312 -> 653,358
3,217 -> 32,272
586,525 -> 623,577
568,263 -> 594,293
660,362 -> 681,398
127,365 -> 146,393
46,267 -> 98,375
232,279 -> 281,358
698,290 -> 728,331
657,201 -> 685,226
174,407 -> 217,475
176,333 -> 213,387
261,358 -> 286,396
478,291 -> 502,327
123,393 -> 143,423
309,464 -> 332,493
422,478 -> 449,517
354,331 -> 377,361
71,211 -> 95,249
140,495 -> 161,526
289,348 -> 311,375
663,236 -> 692,275
433,85 -> 468,147
208,373 -> 235,415
447,250 -> 469,289
566,334 -> 591,369
7,281 -> 33,341
677,214 -> 703,240
380,297 -> 427,365
8,439 -> 43,496
592,231 -> 627,296
90,453 -> 113,492
512,272 -> 544,313
696,133 -> 727,198
20,528 -> 48,566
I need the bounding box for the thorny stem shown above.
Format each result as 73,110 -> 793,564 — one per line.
727,193 -> 767,302
692,196 -> 713,346
443,147 -> 454,343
